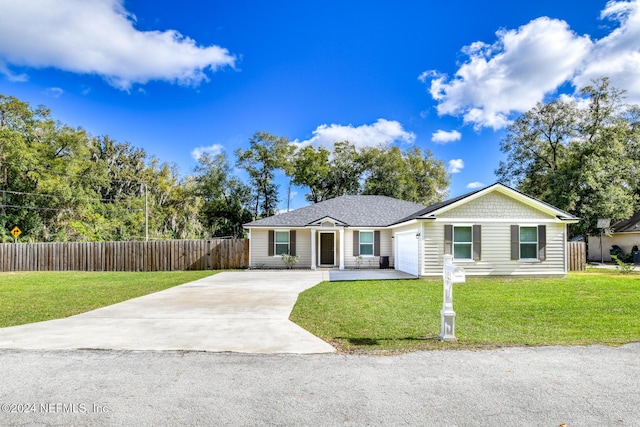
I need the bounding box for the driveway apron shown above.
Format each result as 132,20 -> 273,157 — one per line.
0,271 -> 335,354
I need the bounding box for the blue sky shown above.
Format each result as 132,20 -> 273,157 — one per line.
1,0 -> 639,210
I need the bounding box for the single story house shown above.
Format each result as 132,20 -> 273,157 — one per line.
243,183 -> 579,277
587,211 -> 640,262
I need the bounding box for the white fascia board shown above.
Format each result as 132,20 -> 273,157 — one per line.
431,217 -> 571,223
306,216 -> 349,227
427,184 -> 573,220
245,226 -> 306,229
388,219 -> 419,229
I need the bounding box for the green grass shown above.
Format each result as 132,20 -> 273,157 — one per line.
0,271 -> 218,327
290,271 -> 640,353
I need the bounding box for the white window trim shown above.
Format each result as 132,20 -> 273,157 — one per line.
518,225 -> 539,261
453,224 -> 474,262
359,230 -> 375,257
274,229 -> 290,257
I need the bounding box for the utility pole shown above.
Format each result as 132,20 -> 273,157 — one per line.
144,183 -> 149,241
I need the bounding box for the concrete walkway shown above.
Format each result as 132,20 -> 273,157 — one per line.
0,271 -> 336,354
329,269 -> 417,281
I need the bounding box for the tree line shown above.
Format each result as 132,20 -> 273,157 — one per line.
497,78 -> 640,237
5,77 -> 631,243
0,94 -> 449,242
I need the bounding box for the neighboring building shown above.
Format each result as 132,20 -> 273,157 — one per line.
587,212 -> 640,263
243,183 -> 579,277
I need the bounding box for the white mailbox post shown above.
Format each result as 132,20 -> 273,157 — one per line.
440,254 -> 465,341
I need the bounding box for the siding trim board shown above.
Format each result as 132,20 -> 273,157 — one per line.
431,218 -> 564,223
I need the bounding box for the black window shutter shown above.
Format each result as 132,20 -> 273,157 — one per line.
353,230 -> 359,256
289,230 -> 296,256
538,225 -> 546,261
268,230 -> 274,256
374,231 -> 380,256
510,225 -> 519,260
444,224 -> 453,255
473,225 -> 481,261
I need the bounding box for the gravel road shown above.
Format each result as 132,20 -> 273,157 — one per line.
0,344 -> 638,426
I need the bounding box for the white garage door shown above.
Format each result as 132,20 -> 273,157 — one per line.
395,231 -> 419,276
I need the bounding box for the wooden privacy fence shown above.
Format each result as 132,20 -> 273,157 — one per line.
567,241 -> 586,271
0,239 -> 249,272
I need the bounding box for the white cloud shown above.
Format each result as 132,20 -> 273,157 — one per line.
466,181 -> 485,189
448,159 -> 464,174
421,17 -> 591,130
296,118 -> 416,149
0,0 -> 236,90
431,129 -> 461,144
0,61 -> 27,82
44,87 -> 64,98
191,144 -> 224,160
417,70 -> 438,84
574,0 -> 640,102
421,0 -> 640,130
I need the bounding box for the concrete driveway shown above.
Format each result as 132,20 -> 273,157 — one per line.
0,271 -> 335,354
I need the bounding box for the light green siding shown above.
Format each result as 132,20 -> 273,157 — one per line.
421,221 -> 567,276
421,190 -> 569,276
250,228 -> 312,268
442,192 -> 551,219
343,229 -> 393,268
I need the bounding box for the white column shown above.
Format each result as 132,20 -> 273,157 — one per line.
339,228 -> 345,270
310,229 -> 316,270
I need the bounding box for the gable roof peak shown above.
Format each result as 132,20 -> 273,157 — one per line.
401,182 -> 578,222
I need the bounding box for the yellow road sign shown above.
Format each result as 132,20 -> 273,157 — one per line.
10,226 -> 21,239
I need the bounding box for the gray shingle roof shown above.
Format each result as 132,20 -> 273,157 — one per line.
611,211 -> 640,233
244,195 -> 426,228
244,183 -> 579,229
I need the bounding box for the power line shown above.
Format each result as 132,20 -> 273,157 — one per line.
0,204 -> 68,212
0,204 -> 144,214
2,189 -> 137,204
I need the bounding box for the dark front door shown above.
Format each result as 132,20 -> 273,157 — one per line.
320,233 -> 335,265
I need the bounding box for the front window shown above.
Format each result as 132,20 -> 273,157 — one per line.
453,226 -> 472,260
520,226 -> 538,259
275,230 -> 289,255
360,231 -> 374,256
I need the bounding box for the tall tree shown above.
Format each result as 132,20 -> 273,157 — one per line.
194,152 -> 252,237
291,145 -> 331,203
235,132 -> 294,219
326,141 -> 364,198
496,78 -> 640,236
0,93 -> 208,242
362,146 -> 448,205
402,146 -> 449,205
291,141 -> 365,203
292,142 -> 449,205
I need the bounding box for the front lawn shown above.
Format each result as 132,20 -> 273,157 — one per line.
0,271 -> 218,327
290,271 -> 640,353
